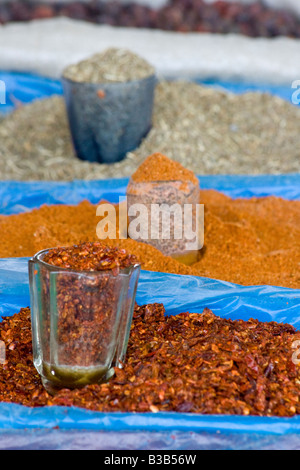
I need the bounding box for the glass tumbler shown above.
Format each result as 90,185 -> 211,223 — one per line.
28,248 -> 140,394
126,179 -> 203,265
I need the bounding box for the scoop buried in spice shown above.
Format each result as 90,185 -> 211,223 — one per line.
28,242 -> 140,395
126,153 -> 203,265
61,48 -> 156,164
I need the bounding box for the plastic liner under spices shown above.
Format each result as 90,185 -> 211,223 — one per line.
0,258 -> 300,449
61,74 -> 156,164
1,174 -> 300,216
1,258 -> 300,326
0,175 -> 300,448
1,70 -> 298,117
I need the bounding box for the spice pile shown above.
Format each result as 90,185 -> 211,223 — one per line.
0,189 -> 299,288
1,81 -> 300,180
43,241 -> 138,272
129,152 -> 199,185
1,304 -> 300,417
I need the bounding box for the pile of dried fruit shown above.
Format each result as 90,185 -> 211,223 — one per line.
1,0 -> 300,38
1,304 -> 300,417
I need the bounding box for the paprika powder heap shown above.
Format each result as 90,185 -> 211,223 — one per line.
28,242 -> 140,394
0,190 -> 298,288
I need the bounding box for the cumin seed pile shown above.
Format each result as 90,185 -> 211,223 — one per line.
1,81 -> 299,180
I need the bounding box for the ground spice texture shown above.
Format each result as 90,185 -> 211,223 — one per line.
1,304 -> 300,417
130,153 -> 199,185
0,190 -> 299,288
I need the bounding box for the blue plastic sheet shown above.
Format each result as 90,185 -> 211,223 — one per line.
1,257 -> 300,324
0,175 -> 300,449
0,257 -> 300,449
0,71 -> 298,116
1,174 -> 300,216
0,71 -> 63,114
1,70 -> 300,448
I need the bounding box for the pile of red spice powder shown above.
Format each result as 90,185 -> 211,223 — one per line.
130,153 -> 199,185
0,190 -> 298,288
1,304 -> 300,417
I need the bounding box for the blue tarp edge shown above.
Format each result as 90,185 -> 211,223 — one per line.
1,402 -> 300,435
1,173 -> 300,216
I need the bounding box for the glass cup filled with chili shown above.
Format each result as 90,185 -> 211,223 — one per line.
28,242 -> 140,395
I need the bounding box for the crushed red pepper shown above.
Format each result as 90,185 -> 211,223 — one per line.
1,304 -> 300,417
0,191 -> 298,288
43,241 -> 138,273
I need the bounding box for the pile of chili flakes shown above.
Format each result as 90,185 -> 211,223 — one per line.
43,241 -> 138,272
1,304 -> 300,417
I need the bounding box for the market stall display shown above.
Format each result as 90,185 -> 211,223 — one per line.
0,12 -> 299,447
2,302 -> 300,417
1,0 -> 300,38
0,175 -> 299,449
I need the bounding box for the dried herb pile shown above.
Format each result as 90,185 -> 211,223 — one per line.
1,81 -> 300,181
1,304 -> 300,417
63,48 -> 155,83
0,190 -> 299,288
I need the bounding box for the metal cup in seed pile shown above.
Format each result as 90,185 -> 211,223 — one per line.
62,48 -> 156,165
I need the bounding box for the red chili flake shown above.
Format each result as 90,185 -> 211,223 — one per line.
97,90 -> 106,99
42,241 -> 138,272
1,305 -> 300,417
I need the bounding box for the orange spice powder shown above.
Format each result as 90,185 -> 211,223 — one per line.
0,190 -> 299,289
131,153 -> 199,185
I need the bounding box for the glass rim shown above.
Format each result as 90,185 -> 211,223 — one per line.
61,72 -> 157,87
30,247 -> 141,276
128,178 -> 200,185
